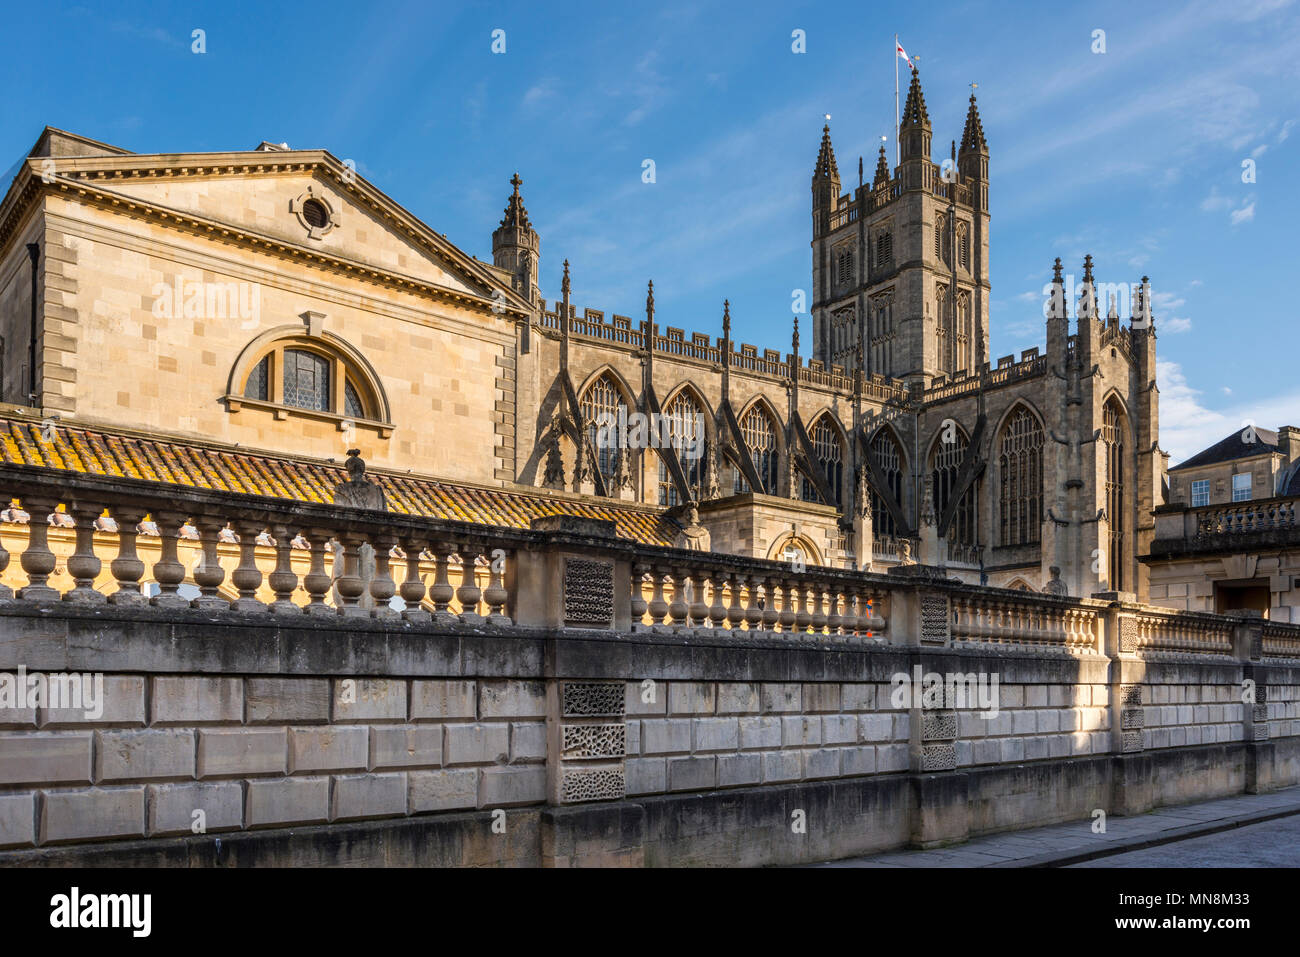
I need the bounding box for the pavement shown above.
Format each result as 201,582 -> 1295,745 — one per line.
815,785 -> 1300,867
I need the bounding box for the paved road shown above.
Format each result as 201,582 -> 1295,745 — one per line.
1070,814 -> 1300,867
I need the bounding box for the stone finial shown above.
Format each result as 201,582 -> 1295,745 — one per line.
333,449 -> 386,510
900,65 -> 930,130
792,315 -> 800,356
646,279 -> 655,322
873,143 -> 890,185
1082,253 -> 1094,284
722,299 -> 731,338
497,173 -> 532,230
562,259 -> 571,297
960,90 -> 988,155
1052,257 -> 1063,283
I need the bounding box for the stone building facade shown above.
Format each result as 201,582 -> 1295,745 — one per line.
0,68 -> 1164,602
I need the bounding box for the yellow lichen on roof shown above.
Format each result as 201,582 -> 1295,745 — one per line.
0,418 -> 679,546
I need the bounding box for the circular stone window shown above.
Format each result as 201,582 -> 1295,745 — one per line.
302,198 -> 330,229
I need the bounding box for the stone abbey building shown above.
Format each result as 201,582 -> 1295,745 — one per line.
0,67 -> 1161,602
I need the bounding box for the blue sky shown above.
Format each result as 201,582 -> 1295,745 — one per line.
3,0 -> 1298,463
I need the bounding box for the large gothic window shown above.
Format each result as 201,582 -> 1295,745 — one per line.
801,415 -> 844,507
735,404 -> 779,495
580,373 -> 627,486
875,232 -> 893,268
657,389 -> 708,506
869,429 -> 905,539
930,427 -> 977,547
1102,398 -> 1127,591
998,406 -> 1044,546
836,248 -> 854,285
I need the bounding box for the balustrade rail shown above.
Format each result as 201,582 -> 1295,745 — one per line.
2,463 -> 1298,657
1196,499 -> 1298,537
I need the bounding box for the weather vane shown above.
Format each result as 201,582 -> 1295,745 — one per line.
824,113 -> 832,122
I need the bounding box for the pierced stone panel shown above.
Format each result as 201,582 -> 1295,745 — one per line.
561,681 -> 625,718
1252,704 -> 1268,723
560,765 -> 626,803
1120,684 -> 1142,707
1121,708 -> 1144,730
1121,730 -> 1143,753
920,594 -> 950,645
562,723 -> 626,759
563,558 -> 615,626
1120,619 -> 1139,653
921,712 -> 958,741
921,743 -> 957,771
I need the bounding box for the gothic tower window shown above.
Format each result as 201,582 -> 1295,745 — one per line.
958,223 -> 970,270
869,429 -> 905,539
1102,398 -> 1127,591
801,415 -> 844,506
930,427 -> 977,546
580,373 -> 628,486
735,404 -> 779,495
998,406 -> 1044,546
935,214 -> 950,263
836,247 -> 854,285
658,389 -> 708,506
875,232 -> 893,269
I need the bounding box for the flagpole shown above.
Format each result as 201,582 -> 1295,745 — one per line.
894,34 -> 900,167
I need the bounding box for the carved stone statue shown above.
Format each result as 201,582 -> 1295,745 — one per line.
674,504 -> 711,551
920,475 -> 936,528
1045,566 -> 1068,596
897,537 -> 915,565
542,419 -> 565,490
333,450 -> 386,510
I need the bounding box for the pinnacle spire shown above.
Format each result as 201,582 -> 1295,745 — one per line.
959,92 -> 988,155
873,143 -> 890,185
813,124 -> 840,180
899,66 -> 930,131
646,280 -> 655,322
562,259 -> 571,296
722,299 -> 731,337
498,173 -> 532,230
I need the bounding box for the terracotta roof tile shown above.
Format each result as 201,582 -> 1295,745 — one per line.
0,417 -> 679,546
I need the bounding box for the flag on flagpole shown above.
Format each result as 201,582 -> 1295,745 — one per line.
896,40 -> 912,69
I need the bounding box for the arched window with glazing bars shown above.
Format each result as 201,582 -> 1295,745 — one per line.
801,415 -> 844,507
735,404 -> 779,495
869,429 -> 905,539
998,406 -> 1044,546
657,389 -> 708,506
930,427 -> 978,547
580,373 -> 627,487
1102,398 -> 1127,591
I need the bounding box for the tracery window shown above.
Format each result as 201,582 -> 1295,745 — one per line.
875,231 -> 893,268
237,338 -> 377,421
734,404 -> 779,495
930,427 -> 977,547
657,389 -> 708,506
998,406 -> 1043,546
869,429 -> 905,539
1102,398 -> 1127,590
801,415 -> 844,506
580,373 -> 627,485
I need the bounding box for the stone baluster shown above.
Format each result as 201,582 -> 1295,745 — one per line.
334,533 -> 368,618
708,572 -> 728,629
149,510 -> 191,609
742,575 -> 763,631
840,590 -> 859,636
779,581 -> 798,633
793,580 -> 812,633
726,574 -> 746,630
264,523 -> 300,615
455,542 -> 484,624
647,566 -> 670,627
825,589 -> 842,635
0,513 -> 11,600
810,584 -> 828,633
668,569 -> 690,628
192,518 -> 230,610
107,506 -> 148,605
762,577 -> 782,633
428,541 -> 458,625
301,531 -> 333,616
630,563 -> 649,627
483,545 -> 510,626
228,520 -> 268,614
399,538 -> 431,623
369,534 -> 399,620
18,497 -> 60,601
688,573 -> 710,628
64,503 -> 106,604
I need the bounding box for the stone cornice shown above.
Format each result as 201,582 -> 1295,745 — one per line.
0,151 -> 533,319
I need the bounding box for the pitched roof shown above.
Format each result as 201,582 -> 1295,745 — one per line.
1169,427 -> 1279,472
0,416 -> 680,546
